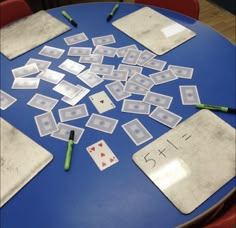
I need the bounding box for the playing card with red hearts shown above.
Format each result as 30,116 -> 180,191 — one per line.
86,140 -> 119,171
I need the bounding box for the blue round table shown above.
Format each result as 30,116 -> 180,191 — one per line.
0,3 -> 235,228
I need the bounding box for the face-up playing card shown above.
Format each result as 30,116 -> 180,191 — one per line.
64,32 -> 88,45
77,69 -> 103,88
39,45 -> 65,59
103,70 -> 128,81
143,58 -> 167,71
89,63 -> 114,75
89,91 -> 115,113
0,90 -> 17,110
123,81 -> 147,95
92,34 -> 116,46
149,69 -> 178,85
61,84 -> 90,106
116,44 -> 138,58
79,54 -> 104,64
12,78 -> 40,89
34,112 -> 58,137
168,65 -> 194,79
117,64 -> 143,77
58,104 -> 89,122
53,80 -> 82,98
105,81 -> 131,101
12,63 -> 39,78
37,69 -> 65,84
122,119 -> 153,146
122,99 -> 151,115
143,91 -> 173,109
51,122 -> 84,144
122,49 -> 142,65
26,58 -> 51,71
179,85 -> 200,105
58,59 -> 86,76
136,50 -> 156,66
86,113 -> 118,134
68,47 -> 92,56
93,45 -> 117,57
149,107 -> 182,128
128,73 -> 154,90
86,140 -> 119,171
27,93 -> 59,111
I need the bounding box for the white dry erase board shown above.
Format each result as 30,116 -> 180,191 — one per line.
132,110 -> 235,214
0,118 -> 53,207
112,7 -> 196,55
0,10 -> 70,60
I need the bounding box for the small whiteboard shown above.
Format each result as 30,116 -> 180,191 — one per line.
132,110 -> 235,214
0,118 -> 53,207
112,7 -> 196,55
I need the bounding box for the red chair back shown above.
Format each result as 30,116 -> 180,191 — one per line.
0,0 -> 32,28
135,0 -> 200,19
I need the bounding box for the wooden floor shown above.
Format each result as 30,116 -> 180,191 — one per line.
123,0 -> 236,44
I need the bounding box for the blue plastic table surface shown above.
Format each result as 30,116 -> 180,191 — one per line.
0,3 -> 235,228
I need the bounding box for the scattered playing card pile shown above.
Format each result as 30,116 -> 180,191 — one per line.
0,32 -> 201,171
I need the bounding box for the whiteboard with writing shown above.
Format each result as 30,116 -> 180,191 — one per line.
133,110 -> 235,214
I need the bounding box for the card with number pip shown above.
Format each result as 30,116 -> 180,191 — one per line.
86,140 -> 119,171
89,91 -> 115,113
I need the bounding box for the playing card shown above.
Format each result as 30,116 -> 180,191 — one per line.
122,49 -> 142,65
89,91 -> 115,113
39,45 -> 65,59
12,63 -> 39,78
92,34 -> 116,46
123,81 -> 147,95
149,107 -> 182,128
26,58 -> 51,71
89,63 -> 114,75
61,84 -> 90,106
116,44 -> 138,57
51,123 -> 84,144
136,50 -> 156,66
128,73 -> 154,90
37,69 -> 65,84
79,54 -> 104,64
58,104 -> 89,122
53,80 -> 82,98
58,59 -> 86,75
93,45 -> 117,57
122,99 -> 150,115
122,119 -> 153,146
168,65 -> 194,79
68,47 -> 92,56
77,69 -> 103,88
12,78 -> 40,89
103,70 -> 128,81
86,113 -> 118,134
149,69 -> 178,85
143,91 -> 173,109
143,58 -> 167,71
117,64 -> 143,77
179,85 -> 200,105
0,90 -> 17,110
64,32 -> 88,45
34,112 -> 58,137
105,81 -> 131,101
86,140 -> 119,171
27,93 -> 59,111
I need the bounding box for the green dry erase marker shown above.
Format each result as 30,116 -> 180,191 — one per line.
196,103 -> 236,114
64,130 -> 75,171
61,10 -> 77,27
106,3 -> 119,22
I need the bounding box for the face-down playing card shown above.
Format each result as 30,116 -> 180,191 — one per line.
86,140 -> 119,171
